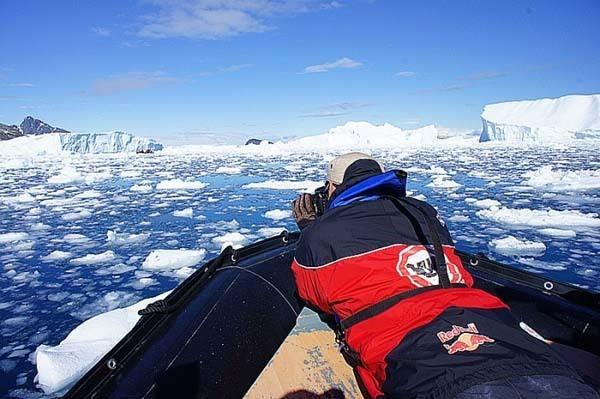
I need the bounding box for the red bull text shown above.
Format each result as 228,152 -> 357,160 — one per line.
437,323 -> 495,355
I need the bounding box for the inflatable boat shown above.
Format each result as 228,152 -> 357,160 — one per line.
64,231 -> 600,398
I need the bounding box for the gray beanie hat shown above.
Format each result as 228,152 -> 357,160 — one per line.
326,152 -> 385,185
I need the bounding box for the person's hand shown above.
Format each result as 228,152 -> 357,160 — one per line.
292,193 -> 317,230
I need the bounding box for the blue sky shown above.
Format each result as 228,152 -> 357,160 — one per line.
1,0 -> 599,144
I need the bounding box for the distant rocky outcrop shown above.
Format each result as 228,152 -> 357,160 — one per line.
0,123 -> 22,140
245,138 -> 273,145
20,116 -> 69,135
0,116 -> 70,141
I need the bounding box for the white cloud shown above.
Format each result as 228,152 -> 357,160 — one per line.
7,82 -> 36,87
411,84 -> 468,94
92,27 -> 111,37
458,71 -> 509,81
137,0 -> 342,40
299,101 -> 370,118
395,71 -> 415,77
89,71 -> 180,96
303,57 -> 362,73
220,63 -> 254,72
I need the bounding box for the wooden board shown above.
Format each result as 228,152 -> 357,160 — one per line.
246,311 -> 363,399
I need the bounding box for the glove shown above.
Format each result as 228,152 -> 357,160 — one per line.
292,193 -> 317,230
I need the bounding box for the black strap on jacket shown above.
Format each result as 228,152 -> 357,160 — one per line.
392,197 -> 452,288
334,196 -> 465,366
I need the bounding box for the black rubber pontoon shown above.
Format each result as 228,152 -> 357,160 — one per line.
65,232 -> 303,399
65,232 -> 600,398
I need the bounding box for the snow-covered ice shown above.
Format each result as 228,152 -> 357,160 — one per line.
0,131 -> 162,157
472,199 -> 501,209
264,209 -> 292,220
523,166 -> 600,192
427,176 -> 461,190
477,207 -> 600,230
142,249 -> 207,271
61,210 -> 92,221
215,166 -> 242,174
70,251 -> 116,265
480,94 -> 600,142
35,291 -> 169,394
0,232 -> 29,244
212,232 -> 249,251
41,251 -> 73,261
130,184 -> 153,192
173,208 -> 194,218
243,180 -> 322,192
106,230 -> 150,246
489,236 -> 547,257
538,228 -> 577,238
257,227 -> 287,237
156,179 -> 208,190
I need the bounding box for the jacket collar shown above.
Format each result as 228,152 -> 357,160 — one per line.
328,170 -> 407,211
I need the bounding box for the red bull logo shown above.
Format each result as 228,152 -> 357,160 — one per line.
437,323 -> 494,355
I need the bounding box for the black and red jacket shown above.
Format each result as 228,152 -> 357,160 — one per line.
291,160 -> 576,399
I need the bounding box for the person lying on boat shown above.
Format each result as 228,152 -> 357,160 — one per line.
290,152 -> 598,399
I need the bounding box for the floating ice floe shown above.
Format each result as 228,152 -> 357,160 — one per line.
489,236 -> 546,257
130,184 -> 153,192
477,207 -> 600,230
257,227 -> 287,237
173,208 -> 194,218
120,170 -> 142,178
538,228 -> 577,238
472,199 -> 501,209
263,209 -> 292,220
156,179 -> 207,190
106,230 -> 150,246
0,158 -> 29,169
130,277 -> 158,290
84,170 -> 113,184
215,166 -> 242,174
0,232 -> 29,244
517,257 -> 567,271
427,176 -> 461,190
62,234 -> 90,244
61,210 -> 92,221
94,263 -> 136,276
47,166 -> 84,185
243,180 -> 322,192
523,166 -> 600,192
31,222 -> 51,231
0,192 -> 36,205
35,291 -> 169,394
448,214 -> 470,223
70,251 -> 116,265
42,251 -> 73,261
142,249 -> 207,271
212,232 -> 249,250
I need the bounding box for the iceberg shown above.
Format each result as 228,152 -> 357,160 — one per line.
289,122 -> 477,150
61,132 -> 163,153
162,122 -> 478,155
479,94 -> 600,142
0,131 -> 163,156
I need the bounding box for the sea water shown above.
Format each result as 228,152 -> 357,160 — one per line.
1,143 -> 599,397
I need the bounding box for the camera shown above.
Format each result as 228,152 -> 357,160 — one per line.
312,185 -> 328,217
